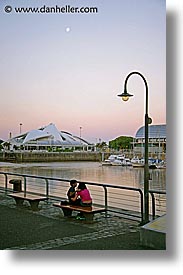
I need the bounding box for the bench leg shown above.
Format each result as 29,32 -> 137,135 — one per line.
83,213 -> 94,221
62,208 -> 73,217
14,198 -> 24,207
29,201 -> 39,211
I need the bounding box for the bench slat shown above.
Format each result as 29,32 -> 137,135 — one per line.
53,203 -> 106,214
8,192 -> 47,211
8,192 -> 47,201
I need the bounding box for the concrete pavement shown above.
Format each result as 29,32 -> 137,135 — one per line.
0,193 -> 158,250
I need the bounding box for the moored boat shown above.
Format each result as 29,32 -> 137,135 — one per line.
101,154 -> 117,166
101,154 -> 126,166
131,157 -> 144,168
111,159 -> 123,166
101,159 -> 112,166
131,157 -> 165,169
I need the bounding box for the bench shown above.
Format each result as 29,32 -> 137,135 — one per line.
8,192 -> 47,211
53,203 -> 106,221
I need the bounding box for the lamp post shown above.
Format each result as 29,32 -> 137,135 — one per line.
79,126 -> 82,148
117,71 -> 151,224
79,126 -> 82,139
19,123 -> 22,134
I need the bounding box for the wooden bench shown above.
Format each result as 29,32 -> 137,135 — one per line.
8,192 -> 47,211
53,203 -> 106,221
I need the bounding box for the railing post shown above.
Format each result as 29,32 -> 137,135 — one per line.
139,189 -> 144,224
103,186 -> 107,208
5,173 -> 8,194
45,179 -> 49,198
23,177 -> 26,196
103,186 -> 108,217
150,192 -> 155,219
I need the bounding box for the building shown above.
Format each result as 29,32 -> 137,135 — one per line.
133,124 -> 166,158
3,123 -> 94,152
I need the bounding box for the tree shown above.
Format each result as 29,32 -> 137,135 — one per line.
109,136 -> 133,150
96,141 -> 108,151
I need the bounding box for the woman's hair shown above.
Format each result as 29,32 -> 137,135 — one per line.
78,182 -> 87,190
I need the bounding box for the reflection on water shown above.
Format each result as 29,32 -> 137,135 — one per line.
0,161 -> 166,191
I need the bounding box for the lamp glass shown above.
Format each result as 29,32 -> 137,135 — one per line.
122,95 -> 130,101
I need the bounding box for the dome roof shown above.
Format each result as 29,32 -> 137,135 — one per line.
135,124 -> 166,139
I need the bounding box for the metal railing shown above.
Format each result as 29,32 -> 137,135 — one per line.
0,171 -> 166,223
149,189 -> 166,219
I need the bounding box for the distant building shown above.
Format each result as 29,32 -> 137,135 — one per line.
3,123 -> 94,152
133,124 -> 166,157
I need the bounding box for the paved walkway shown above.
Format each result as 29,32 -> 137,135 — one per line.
0,193 -> 154,250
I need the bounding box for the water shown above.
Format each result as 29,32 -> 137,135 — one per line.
0,161 -> 166,215
0,161 -> 166,191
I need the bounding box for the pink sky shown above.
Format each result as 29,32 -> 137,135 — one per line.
0,0 -> 166,143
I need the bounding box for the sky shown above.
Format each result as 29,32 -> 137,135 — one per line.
0,0 -> 166,143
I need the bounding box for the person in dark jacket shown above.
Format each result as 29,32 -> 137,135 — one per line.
67,179 -> 81,205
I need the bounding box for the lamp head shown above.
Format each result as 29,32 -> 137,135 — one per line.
117,91 -> 133,102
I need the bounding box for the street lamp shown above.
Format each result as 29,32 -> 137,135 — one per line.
79,126 -> 82,146
117,71 -> 152,224
19,123 -> 22,134
79,126 -> 82,139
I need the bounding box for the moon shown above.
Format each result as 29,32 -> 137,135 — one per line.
65,27 -> 71,33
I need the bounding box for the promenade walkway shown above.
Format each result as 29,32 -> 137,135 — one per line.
0,193 -> 155,250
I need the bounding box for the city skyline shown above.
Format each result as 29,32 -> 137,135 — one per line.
0,0 -> 166,143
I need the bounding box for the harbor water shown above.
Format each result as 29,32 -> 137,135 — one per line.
0,161 -> 166,191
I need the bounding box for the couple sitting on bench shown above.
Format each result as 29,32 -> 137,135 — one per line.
67,179 -> 92,207
61,180 -> 92,220
57,180 -> 105,220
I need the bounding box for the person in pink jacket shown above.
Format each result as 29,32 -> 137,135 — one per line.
72,182 -> 92,206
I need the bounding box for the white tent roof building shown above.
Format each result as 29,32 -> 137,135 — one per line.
6,123 -> 94,151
